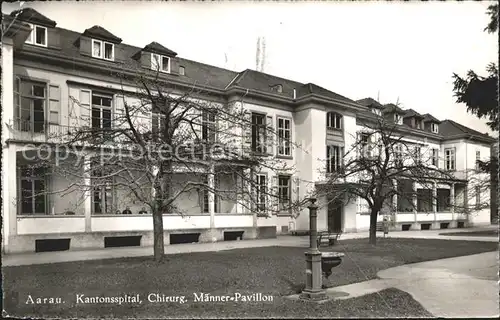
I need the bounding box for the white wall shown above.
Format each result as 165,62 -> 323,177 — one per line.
91,215 -> 211,231
214,215 -> 253,228
18,217 -> 86,234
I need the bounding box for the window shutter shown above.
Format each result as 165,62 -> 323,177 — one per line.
14,77 -> 20,122
341,147 -> 345,170
114,95 -> 125,128
271,175 -> 278,214
292,176 -> 300,216
193,108 -> 202,143
356,132 -> 361,158
141,51 -> 152,69
80,89 -> 91,127
47,27 -> 61,49
242,112 -> 252,154
48,84 -> 60,124
266,115 -> 274,155
453,147 -> 457,170
79,37 -> 91,57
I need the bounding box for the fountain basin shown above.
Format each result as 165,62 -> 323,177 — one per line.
321,252 -> 344,279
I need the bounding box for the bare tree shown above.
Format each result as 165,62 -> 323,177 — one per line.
317,115 -> 487,245
18,63 -> 307,262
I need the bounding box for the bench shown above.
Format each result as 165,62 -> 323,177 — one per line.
317,231 -> 343,247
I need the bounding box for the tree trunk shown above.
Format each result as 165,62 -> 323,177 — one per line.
152,205 -> 165,262
369,209 -> 378,245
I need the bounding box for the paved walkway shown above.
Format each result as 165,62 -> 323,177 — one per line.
325,251 -> 499,318
2,226 -> 497,267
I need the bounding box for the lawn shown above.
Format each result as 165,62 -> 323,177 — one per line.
439,229 -> 499,237
3,238 -> 497,318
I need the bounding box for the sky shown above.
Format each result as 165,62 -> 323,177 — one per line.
3,1 -> 498,136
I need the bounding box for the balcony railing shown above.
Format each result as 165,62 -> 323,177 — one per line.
7,119 -> 75,143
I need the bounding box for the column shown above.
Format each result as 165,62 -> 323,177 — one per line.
450,183 -> 455,214
208,164 -> 215,230
432,181 -> 437,221
83,156 -> 92,232
412,182 -> 418,224
2,146 -> 17,251
2,39 -> 15,251
392,179 -> 398,223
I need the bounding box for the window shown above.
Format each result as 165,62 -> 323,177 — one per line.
91,163 -> 114,214
431,123 -> 439,134
416,120 -> 422,130
475,150 -> 481,170
20,167 -> 47,215
152,110 -> 166,141
359,133 -> 372,158
25,24 -> 47,47
327,145 -> 343,173
414,146 -> 421,164
92,40 -> 102,58
475,186 -> 481,210
431,149 -> 439,167
151,53 -> 170,73
394,144 -> 403,167
277,117 -> 291,156
394,114 -> 402,125
278,175 -> 291,212
372,108 -> 382,116
326,112 -> 342,130
92,40 -> 114,60
202,175 -> 220,213
202,109 -> 216,143
255,174 -> 267,212
179,66 -> 185,76
91,92 -> 113,141
104,42 -> 114,60
14,79 -> 46,133
444,148 -> 456,170
251,113 -> 266,153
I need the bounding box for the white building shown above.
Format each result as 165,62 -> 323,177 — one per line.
1,9 -> 495,253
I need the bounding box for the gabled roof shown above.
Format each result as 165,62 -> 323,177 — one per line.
440,119 -> 495,142
10,8 -> 57,27
383,103 -> 406,114
226,69 -> 356,104
229,69 -> 302,98
403,108 -> 424,119
299,83 -> 357,104
82,25 -> 122,43
422,113 -> 441,123
143,41 -> 177,57
54,27 -> 238,90
356,97 -> 384,109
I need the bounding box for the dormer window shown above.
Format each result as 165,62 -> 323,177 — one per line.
431,123 -> 439,133
372,108 -> 381,116
276,85 -> 283,93
26,24 -> 47,47
151,53 -> 170,73
394,114 -> 403,125
179,66 -> 185,76
92,39 -> 114,61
